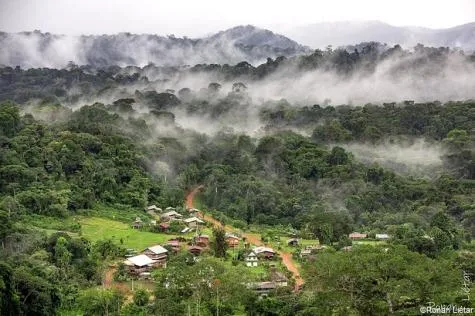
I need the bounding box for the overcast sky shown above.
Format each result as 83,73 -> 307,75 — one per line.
0,0 -> 474,36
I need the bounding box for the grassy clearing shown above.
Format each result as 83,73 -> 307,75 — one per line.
79,217 -> 191,250
19,214 -> 81,233
353,240 -> 388,246
81,204 -> 152,223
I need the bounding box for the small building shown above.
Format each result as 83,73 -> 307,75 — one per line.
147,205 -> 161,212
245,251 -> 258,267
124,254 -> 153,275
150,220 -> 157,226
158,223 -> 169,232
165,207 -> 176,211
270,269 -> 288,287
225,233 -> 240,248
142,245 -> 168,267
187,208 -> 200,214
194,235 -> 210,247
342,246 -> 353,251
300,249 -> 312,257
253,246 -> 276,259
252,282 -> 277,295
375,234 -> 390,240
161,211 -> 183,222
166,239 -> 180,252
349,232 -> 367,240
287,238 -> 299,247
131,217 -> 143,229
184,217 -> 205,228
188,245 -> 203,256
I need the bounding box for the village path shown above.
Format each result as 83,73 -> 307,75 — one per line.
185,185 -> 304,291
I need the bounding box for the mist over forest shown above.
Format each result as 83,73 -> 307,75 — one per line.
0,17 -> 474,316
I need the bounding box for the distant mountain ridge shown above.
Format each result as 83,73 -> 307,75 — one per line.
0,25 -> 310,68
282,21 -> 475,50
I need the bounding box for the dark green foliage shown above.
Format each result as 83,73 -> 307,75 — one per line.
211,227 -> 228,258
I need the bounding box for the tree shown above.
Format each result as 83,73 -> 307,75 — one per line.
211,227 -> 228,258
0,101 -> 21,137
0,261 -> 20,316
303,246 -> 462,315
78,288 -> 124,316
54,236 -> 72,275
133,288 -> 149,306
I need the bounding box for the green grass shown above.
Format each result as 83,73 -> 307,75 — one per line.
79,217 -> 190,250
354,240 -> 387,246
81,204 -> 152,223
268,237 -> 319,253
19,214 -> 81,233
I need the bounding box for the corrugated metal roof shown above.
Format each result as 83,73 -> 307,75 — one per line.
147,245 -> 168,255
184,217 -> 204,223
254,246 -> 275,254
126,254 -> 153,267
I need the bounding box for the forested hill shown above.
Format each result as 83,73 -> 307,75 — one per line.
0,41 -> 474,315
0,26 -> 309,68
1,42 -> 475,105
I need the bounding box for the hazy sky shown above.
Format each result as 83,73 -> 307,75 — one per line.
0,0 -> 474,36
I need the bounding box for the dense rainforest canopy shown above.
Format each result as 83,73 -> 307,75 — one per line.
0,44 -> 474,315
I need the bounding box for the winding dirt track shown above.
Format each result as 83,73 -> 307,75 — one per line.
186,186 -> 303,290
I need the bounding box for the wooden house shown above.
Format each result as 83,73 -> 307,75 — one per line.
188,245 -> 203,256
349,232 -> 367,240
123,254 -> 153,275
225,233 -> 240,248
161,211 -> 183,222
142,245 -> 168,267
166,239 -> 180,253
253,246 -> 276,259
194,234 -> 210,247
184,217 -> 205,228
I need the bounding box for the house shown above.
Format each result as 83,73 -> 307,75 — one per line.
375,234 -> 390,240
251,282 -> 277,295
187,208 -> 200,214
150,220 -> 157,226
342,246 -> 353,251
300,249 -> 312,257
184,217 -> 205,228
349,232 -> 367,240
142,245 -> 168,267
225,233 -> 240,248
253,246 -> 276,259
166,239 -> 180,252
131,217 -> 143,229
158,223 -> 169,232
245,251 -> 258,267
287,238 -> 299,246
188,245 -> 203,256
161,211 -> 183,221
147,205 -> 161,212
269,269 -> 288,287
194,235 -> 210,247
165,207 -> 176,211
123,254 -> 153,275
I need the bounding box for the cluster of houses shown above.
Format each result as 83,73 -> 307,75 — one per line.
349,232 -> 390,240
132,205 -> 206,234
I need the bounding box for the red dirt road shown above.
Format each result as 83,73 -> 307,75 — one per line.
185,186 -> 304,290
